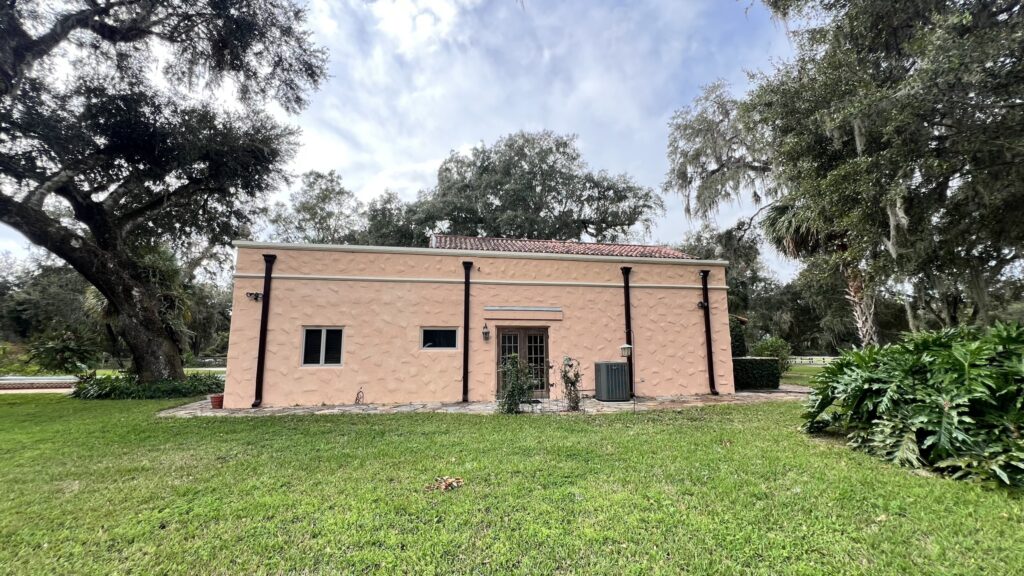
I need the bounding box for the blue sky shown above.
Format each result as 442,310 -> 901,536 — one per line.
1,0 -> 797,276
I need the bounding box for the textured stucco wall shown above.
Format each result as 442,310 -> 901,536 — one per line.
224,247 -> 733,408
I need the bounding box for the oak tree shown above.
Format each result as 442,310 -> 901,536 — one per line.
0,1 -> 326,381
418,131 -> 663,242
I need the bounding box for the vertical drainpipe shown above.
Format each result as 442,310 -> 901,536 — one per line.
699,270 -> 719,395
252,254 -> 276,408
621,266 -> 635,398
461,261 -> 473,402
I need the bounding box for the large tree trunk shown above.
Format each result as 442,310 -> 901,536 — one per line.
0,197 -> 185,382
903,297 -> 919,332
942,291 -> 961,326
966,267 -> 990,326
844,269 -> 879,347
111,295 -> 186,382
81,249 -> 186,382
928,274 -> 963,327
103,322 -> 125,369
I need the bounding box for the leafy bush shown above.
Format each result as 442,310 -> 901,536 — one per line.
560,356 -> 582,412
732,357 -> 782,390
751,336 -> 792,373
729,316 -> 748,357
497,354 -> 534,414
72,372 -> 224,400
28,332 -> 99,373
0,342 -> 53,376
804,323 -> 1024,486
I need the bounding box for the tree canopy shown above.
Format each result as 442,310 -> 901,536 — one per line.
417,131 -> 663,242
0,0 -> 326,381
665,0 -> 1024,342
356,191 -> 430,247
267,171 -> 365,245
679,223 -> 908,355
264,131 -> 664,250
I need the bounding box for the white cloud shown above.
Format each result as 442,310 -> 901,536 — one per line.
279,0 -> 797,275
369,0 -> 480,55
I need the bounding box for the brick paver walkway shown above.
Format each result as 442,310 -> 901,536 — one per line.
159,385 -> 811,418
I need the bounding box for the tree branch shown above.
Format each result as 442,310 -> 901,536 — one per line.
52,181 -> 125,248
23,168 -> 75,208
100,169 -> 149,211
23,152 -> 110,208
2,0 -> 143,98
115,179 -> 212,231
0,189 -> 107,279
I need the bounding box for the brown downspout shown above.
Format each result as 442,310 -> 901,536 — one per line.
621,266 -> 635,398
461,261 -> 473,402
252,254 -> 277,408
699,270 -> 719,395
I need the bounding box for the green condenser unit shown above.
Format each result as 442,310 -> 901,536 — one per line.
594,362 -> 630,402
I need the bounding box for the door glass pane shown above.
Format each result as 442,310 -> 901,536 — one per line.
499,332 -> 519,391
500,332 -> 519,364
526,333 -> 547,390
323,329 -> 343,364
303,329 -> 322,365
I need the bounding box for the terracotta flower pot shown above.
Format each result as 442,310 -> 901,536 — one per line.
210,393 -> 224,409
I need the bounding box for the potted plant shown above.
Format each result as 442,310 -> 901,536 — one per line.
209,393 -> 224,409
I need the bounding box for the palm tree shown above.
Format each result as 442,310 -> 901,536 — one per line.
761,200 -> 879,347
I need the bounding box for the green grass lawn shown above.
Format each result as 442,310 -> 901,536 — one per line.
782,364 -> 824,387
1,396 -> 1021,575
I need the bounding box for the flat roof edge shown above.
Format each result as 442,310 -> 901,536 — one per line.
231,240 -> 730,267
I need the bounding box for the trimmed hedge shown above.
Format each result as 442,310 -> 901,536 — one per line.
732,357 -> 781,390
729,317 -> 748,357
72,372 -> 224,400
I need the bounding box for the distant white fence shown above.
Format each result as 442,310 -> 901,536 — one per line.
789,356 -> 838,366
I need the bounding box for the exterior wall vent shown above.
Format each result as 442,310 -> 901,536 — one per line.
594,362 -> 630,402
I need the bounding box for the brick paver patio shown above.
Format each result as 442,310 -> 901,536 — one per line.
159,385 -> 811,418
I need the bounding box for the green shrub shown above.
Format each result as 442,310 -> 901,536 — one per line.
729,317 -> 748,357
72,372 -> 224,400
0,342 -> 53,376
804,322 -> 1024,486
28,332 -> 99,373
751,336 -> 791,373
497,354 -> 534,414
732,357 -> 781,390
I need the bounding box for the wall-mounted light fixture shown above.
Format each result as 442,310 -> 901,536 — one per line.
619,343 -> 633,358
482,323 -> 491,341
246,292 -> 264,302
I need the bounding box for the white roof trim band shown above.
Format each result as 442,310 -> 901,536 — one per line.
232,240 -> 729,267
233,273 -> 728,290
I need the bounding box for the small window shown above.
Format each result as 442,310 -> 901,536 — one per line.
421,328 -> 458,349
302,327 -> 343,365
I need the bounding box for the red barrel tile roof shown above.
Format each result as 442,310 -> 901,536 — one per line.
430,235 -> 693,259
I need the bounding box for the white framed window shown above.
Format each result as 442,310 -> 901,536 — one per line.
421,327 -> 458,349
302,327 -> 344,366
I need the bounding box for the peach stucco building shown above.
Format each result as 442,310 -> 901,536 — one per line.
223,236 -> 734,409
